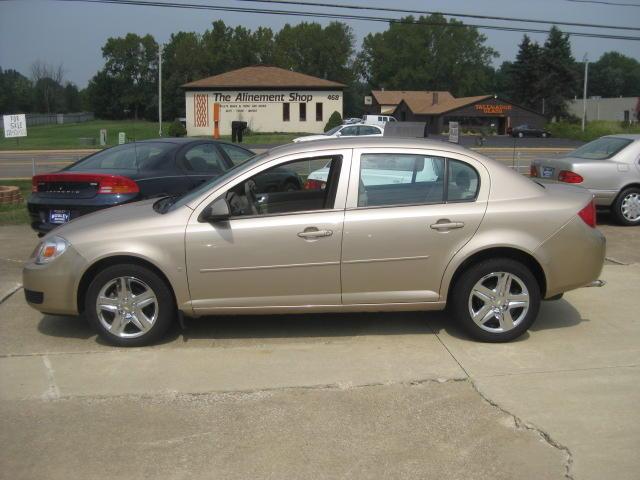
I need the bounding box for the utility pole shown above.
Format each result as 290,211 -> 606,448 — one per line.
158,45 -> 163,137
582,54 -> 589,132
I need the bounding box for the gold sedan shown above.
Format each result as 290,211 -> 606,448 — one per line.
24,137 -> 606,346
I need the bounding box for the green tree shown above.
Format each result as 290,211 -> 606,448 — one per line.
503,35 -> 544,111
0,67 -> 33,114
539,26 -> 577,120
85,70 -> 128,119
356,14 -> 497,96
100,33 -> 158,119
587,52 -> 640,98
63,83 -> 82,112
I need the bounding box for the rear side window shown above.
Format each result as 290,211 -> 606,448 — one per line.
447,160 -> 480,201
570,137 -> 633,160
358,153 -> 445,207
219,143 -> 254,166
182,143 -> 227,174
358,126 -> 381,136
68,143 -> 174,171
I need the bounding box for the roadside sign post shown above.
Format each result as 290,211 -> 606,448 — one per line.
448,121 -> 459,144
118,132 -> 126,145
3,114 -> 28,147
100,129 -> 107,146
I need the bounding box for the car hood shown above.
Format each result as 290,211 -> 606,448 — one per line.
48,198 -> 190,245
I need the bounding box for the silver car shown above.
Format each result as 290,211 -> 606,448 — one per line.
531,134 -> 640,225
23,138 -> 605,346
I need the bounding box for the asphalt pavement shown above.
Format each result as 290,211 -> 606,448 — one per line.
0,219 -> 638,480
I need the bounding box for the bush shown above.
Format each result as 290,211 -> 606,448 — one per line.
547,120 -> 640,142
167,120 -> 187,137
324,111 -> 342,132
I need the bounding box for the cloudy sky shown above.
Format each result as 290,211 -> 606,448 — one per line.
1,0 -> 639,87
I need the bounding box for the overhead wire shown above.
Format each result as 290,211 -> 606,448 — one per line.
53,0 -> 640,41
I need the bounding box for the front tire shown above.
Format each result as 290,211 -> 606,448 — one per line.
612,187 -> 640,226
85,264 -> 176,347
450,258 -> 541,342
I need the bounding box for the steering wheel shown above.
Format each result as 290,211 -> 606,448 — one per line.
244,179 -> 259,215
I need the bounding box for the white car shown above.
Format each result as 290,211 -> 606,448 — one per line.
305,155 -> 442,190
362,115 -> 397,127
292,123 -> 383,143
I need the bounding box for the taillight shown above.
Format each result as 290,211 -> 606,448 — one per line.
97,176 -> 139,194
529,164 -> 538,177
578,199 -> 596,228
558,170 -> 583,183
304,179 -> 326,190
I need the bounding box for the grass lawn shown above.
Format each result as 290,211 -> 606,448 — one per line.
547,120 -> 640,142
0,179 -> 31,225
0,120 -> 303,150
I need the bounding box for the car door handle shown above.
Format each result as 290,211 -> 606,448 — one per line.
297,228 -> 333,239
430,220 -> 465,231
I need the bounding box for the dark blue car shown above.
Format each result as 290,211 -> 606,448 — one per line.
28,138 -> 301,235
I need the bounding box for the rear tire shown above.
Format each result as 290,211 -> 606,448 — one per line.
450,258 -> 541,342
611,187 -> 640,226
85,264 -> 176,347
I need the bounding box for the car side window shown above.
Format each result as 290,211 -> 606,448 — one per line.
358,153 -> 444,207
182,144 -> 227,174
219,143 -> 254,166
447,160 -> 480,202
225,156 -> 341,217
358,126 -> 380,136
340,126 -> 358,136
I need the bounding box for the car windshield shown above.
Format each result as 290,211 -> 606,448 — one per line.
166,151 -> 270,211
569,137 -> 633,160
325,126 -> 342,136
67,142 -> 175,171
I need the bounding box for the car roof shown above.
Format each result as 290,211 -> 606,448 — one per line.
604,134 -> 640,141
126,137 -> 247,147
267,136 -> 468,156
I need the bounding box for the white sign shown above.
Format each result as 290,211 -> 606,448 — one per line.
448,121 -> 459,144
118,132 -> 126,145
364,96 -> 373,105
3,114 -> 27,138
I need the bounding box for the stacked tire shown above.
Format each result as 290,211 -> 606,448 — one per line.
0,186 -> 23,205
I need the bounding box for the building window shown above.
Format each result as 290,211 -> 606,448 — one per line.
316,103 -> 323,121
300,103 -> 307,121
283,103 -> 290,122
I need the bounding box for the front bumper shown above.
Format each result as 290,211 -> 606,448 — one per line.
22,246 -> 88,315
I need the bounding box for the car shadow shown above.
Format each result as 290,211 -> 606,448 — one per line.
36,298 -> 586,346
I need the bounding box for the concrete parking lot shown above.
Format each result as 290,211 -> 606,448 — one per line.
0,217 -> 638,480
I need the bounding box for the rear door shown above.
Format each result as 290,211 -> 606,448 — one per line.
341,148 -> 488,304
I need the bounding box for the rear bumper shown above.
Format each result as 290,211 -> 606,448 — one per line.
27,194 -> 137,233
534,216 -> 606,298
22,246 -> 88,315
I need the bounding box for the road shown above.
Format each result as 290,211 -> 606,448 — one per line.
0,138 -> 578,179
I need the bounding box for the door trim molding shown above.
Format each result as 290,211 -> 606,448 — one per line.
200,260 -> 339,273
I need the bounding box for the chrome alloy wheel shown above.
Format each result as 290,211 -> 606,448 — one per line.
96,276 -> 158,338
621,192 -> 640,222
468,272 -> 530,333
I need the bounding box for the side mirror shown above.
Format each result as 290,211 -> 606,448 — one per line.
199,197 -> 230,223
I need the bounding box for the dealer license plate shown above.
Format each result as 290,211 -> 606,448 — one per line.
542,166 -> 554,178
49,209 -> 70,224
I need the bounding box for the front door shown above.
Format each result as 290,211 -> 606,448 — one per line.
341,149 -> 487,304
185,151 -> 350,313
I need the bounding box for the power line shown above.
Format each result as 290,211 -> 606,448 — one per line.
54,0 -> 640,41
233,0 -> 640,31
563,0 -> 640,7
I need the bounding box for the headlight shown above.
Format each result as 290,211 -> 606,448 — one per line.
32,235 -> 69,265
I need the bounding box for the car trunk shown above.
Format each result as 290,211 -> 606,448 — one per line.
34,175 -> 99,199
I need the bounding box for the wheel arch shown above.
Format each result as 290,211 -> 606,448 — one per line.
77,255 -> 177,314
445,246 -> 547,302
